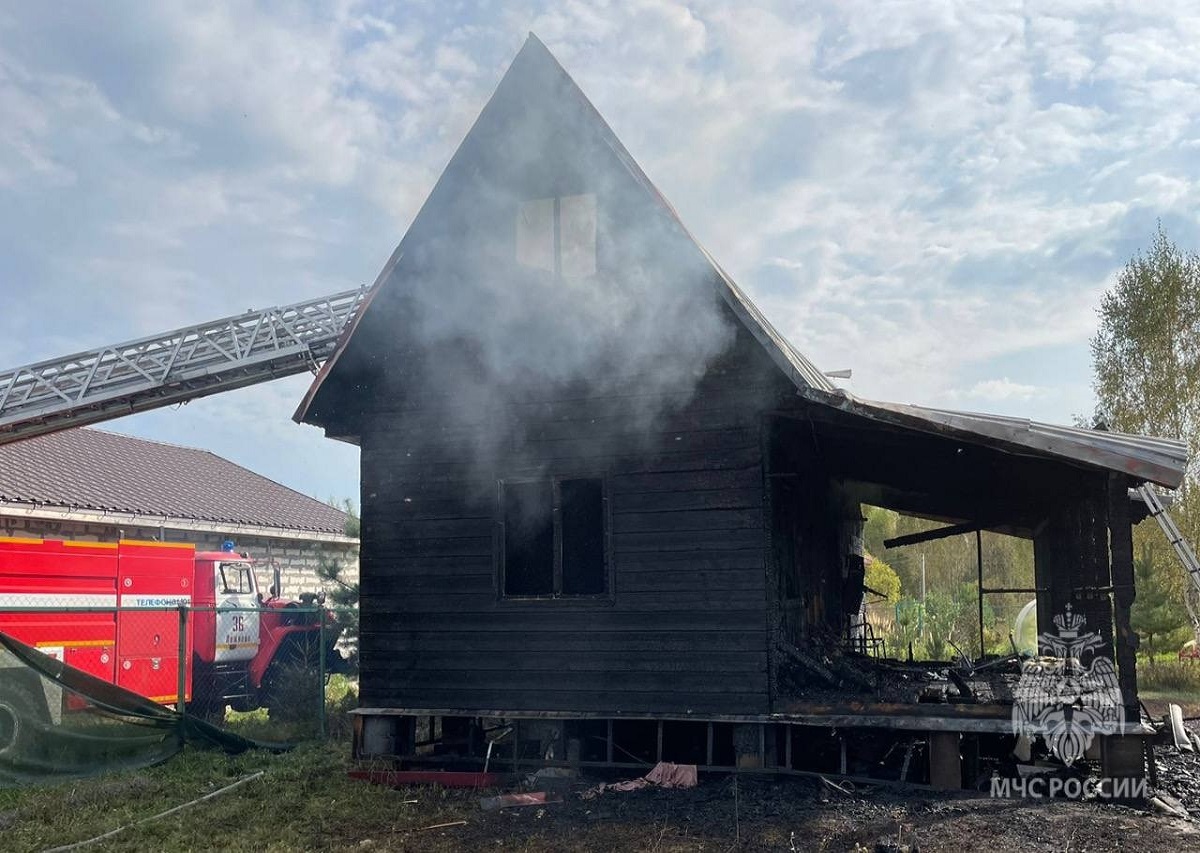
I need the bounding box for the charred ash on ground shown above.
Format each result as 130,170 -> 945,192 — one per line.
774,629 -> 1023,705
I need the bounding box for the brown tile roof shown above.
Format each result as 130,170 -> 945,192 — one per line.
0,428 -> 350,535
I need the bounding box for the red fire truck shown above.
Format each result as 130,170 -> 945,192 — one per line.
0,536 -> 345,719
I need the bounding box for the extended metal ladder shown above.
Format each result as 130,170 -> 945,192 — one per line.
0,288 -> 366,445
1137,484 -> 1200,637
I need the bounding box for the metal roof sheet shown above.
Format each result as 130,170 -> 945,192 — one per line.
798,388 -> 1188,489
0,428 -> 350,534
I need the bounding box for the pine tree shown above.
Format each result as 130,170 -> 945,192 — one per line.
317,498 -> 360,670
1131,541 -> 1193,662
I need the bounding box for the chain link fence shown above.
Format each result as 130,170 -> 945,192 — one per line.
0,603 -> 350,783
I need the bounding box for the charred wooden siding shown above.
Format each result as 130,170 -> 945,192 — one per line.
356,327 -> 786,715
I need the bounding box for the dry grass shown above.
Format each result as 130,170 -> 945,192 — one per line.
1140,659 -> 1200,695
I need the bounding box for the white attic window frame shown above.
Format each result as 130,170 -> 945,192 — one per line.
516,193 -> 596,277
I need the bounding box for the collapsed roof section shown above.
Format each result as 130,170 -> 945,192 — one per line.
294,33 -> 1187,491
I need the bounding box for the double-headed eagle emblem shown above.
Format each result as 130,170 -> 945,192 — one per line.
1011,604 -> 1124,766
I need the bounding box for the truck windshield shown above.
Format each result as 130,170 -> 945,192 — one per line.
218,562 -> 255,595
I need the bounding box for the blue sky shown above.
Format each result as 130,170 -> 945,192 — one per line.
1,1 -> 1197,503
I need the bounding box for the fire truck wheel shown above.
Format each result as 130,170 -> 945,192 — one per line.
0,674 -> 51,758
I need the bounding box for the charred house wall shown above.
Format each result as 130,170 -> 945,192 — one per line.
354,324 -> 790,715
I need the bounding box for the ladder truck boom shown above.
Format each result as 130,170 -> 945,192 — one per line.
0,287 -> 365,445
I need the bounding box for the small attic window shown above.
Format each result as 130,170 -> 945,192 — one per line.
516,194 -> 596,277
516,198 -> 555,273
559,194 -> 597,277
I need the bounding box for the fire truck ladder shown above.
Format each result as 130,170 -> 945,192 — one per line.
1137,483 -> 1200,642
0,287 -> 365,445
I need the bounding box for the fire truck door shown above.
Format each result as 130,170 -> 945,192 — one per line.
213,561 -> 260,663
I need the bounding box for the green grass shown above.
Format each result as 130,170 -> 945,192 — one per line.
1138,657 -> 1200,695
0,676 -> 391,851
7,673 -> 1199,852
0,739 -> 483,852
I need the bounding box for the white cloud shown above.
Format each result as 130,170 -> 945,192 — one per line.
0,46 -> 180,188
956,378 -> 1049,402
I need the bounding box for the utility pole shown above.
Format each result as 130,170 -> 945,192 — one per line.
921,553 -> 927,640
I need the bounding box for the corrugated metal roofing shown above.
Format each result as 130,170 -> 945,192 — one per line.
799,389 -> 1189,489
0,428 -> 350,534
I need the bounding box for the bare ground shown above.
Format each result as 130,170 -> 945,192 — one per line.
403,774 -> 1199,853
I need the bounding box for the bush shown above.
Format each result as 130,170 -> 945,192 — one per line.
1140,659 -> 1200,695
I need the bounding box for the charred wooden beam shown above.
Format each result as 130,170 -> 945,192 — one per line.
884,521 -> 982,549
1109,472 -> 1139,720
775,640 -> 876,693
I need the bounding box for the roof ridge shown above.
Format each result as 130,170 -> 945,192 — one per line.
85,426 -> 210,454
506,35 -> 835,394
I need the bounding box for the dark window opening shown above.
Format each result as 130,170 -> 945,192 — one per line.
561,478 -> 605,595
503,480 -> 554,596
501,476 -> 607,598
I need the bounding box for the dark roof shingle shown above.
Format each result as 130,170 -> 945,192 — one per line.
0,428 -> 350,535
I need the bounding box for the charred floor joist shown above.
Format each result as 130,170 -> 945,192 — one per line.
296,35 -> 1188,788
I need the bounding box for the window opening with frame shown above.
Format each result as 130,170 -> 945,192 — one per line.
218,562 -> 255,595
500,475 -> 607,598
516,193 -> 597,277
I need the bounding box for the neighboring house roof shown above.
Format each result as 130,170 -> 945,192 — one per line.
0,428 -> 351,536
295,33 -> 1188,491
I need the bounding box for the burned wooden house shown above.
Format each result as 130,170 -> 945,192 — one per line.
296,36 -> 1187,786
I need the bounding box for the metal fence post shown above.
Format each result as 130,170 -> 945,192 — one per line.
318,606 -> 327,739
176,605 -> 188,714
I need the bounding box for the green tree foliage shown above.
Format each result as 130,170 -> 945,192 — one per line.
1091,224 -> 1200,649
1092,224 -> 1200,459
894,598 -> 923,660
1132,541 -> 1193,662
862,505 -> 898,561
862,505 -> 1035,658
865,556 -> 901,602
332,497 -> 361,538
924,590 -> 965,661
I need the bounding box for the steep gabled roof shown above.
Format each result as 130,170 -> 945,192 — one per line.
0,427 -> 350,535
295,34 -> 1187,490
292,34 -> 836,429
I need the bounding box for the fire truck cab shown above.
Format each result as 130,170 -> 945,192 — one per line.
187,542 -> 342,717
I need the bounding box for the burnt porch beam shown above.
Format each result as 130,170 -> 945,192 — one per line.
884,521 -> 983,549
1108,472 -> 1139,720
